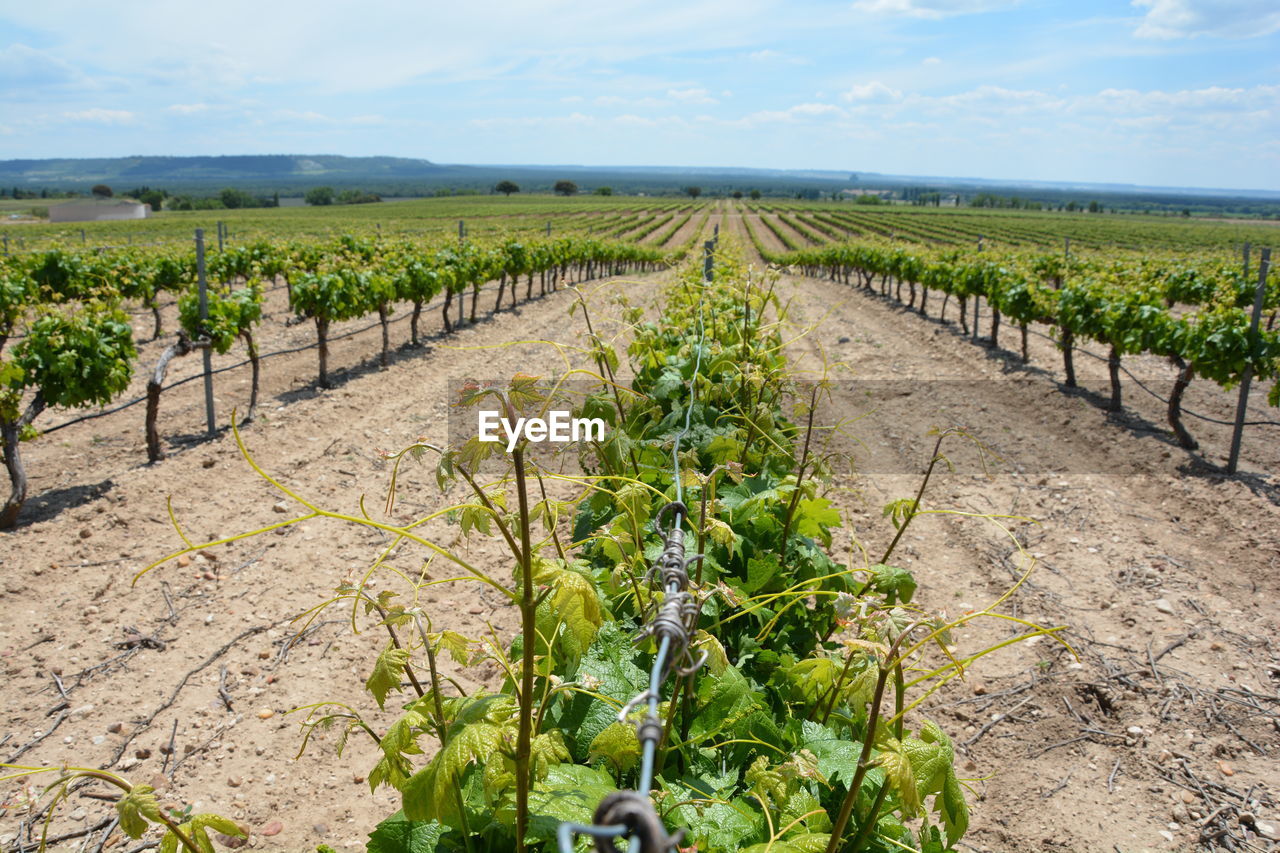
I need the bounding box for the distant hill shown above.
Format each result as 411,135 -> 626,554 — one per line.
1,155 -> 1276,215
0,155 -> 444,186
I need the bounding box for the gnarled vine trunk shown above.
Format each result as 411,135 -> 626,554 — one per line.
241,330 -> 260,423
316,317 -> 332,389
1168,357 -> 1198,449
377,304 -> 391,367
493,273 -> 506,314
1108,344 -> 1122,412
2,392 -> 45,528
146,335 -> 198,463
147,297 -> 163,341
1061,330 -> 1076,387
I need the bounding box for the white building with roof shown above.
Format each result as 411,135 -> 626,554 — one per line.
49,198 -> 150,223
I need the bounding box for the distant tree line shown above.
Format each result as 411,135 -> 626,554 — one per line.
491,180 -> 614,197
969,192 -> 1045,210
3,177 -> 1275,219
167,188 -> 281,211
303,186 -> 382,206
903,187 -> 945,206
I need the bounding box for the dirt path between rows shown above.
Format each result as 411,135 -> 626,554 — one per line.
638,207 -> 691,245
719,209 -> 763,266
747,210 -> 789,256
777,269 -> 1279,853
765,212 -> 818,248
659,206 -> 711,250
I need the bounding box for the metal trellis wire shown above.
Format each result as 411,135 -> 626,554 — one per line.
557,234 -> 718,853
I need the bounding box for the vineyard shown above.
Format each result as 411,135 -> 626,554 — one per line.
1,199 -> 1278,853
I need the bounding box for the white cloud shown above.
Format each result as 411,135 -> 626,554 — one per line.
261,110 -> 388,127
1078,84 -> 1279,115
668,87 -> 717,104
166,103 -> 209,114
746,49 -> 808,64
0,43 -> 84,89
922,56 -> 942,65
469,112 -> 688,131
851,0 -> 1018,19
615,113 -> 687,127
594,94 -> 668,107
721,83 -> 1279,142
791,102 -> 843,115
934,85 -> 1056,111
1132,0 -> 1280,38
273,109 -> 333,123
841,81 -> 902,103
739,102 -> 845,125
0,1 -> 773,94
63,108 -> 134,123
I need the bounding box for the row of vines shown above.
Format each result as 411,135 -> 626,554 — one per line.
745,234 -> 1279,453
0,232 -> 693,527
39,243 -> 1054,853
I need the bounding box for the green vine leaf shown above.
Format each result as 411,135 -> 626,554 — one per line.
588,721 -> 641,774
367,643 -> 412,710
367,811 -> 448,853
116,785 -> 162,839
159,814 -> 244,853
870,563 -> 918,604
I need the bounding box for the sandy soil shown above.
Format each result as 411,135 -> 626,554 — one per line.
746,211 -> 789,256
659,207 -> 714,251
2,255 -> 1277,853
636,207 -> 691,246
0,271 -> 665,852
766,213 -> 819,247
777,270 -> 1279,853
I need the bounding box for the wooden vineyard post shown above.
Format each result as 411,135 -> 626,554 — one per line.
1226,248 -> 1270,475
217,221 -> 225,252
457,220 -> 467,327
1060,236 -> 1076,387
703,225 -> 719,282
196,229 -> 216,436
545,221 -> 551,237
967,234 -> 977,340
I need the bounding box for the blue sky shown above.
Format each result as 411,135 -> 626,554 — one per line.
1,0 -> 1278,190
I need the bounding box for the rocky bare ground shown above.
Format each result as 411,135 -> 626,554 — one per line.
2,239 -> 1277,852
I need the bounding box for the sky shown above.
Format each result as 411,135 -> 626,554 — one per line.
1,0 -> 1278,191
